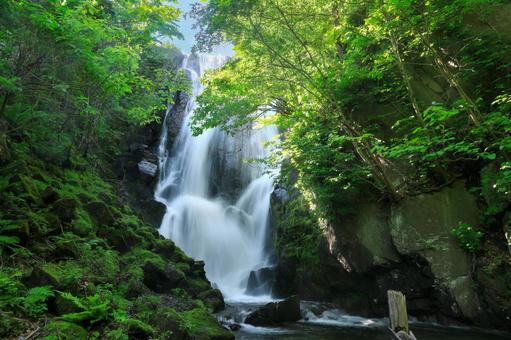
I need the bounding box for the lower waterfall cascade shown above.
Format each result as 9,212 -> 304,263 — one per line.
155,54 -> 279,301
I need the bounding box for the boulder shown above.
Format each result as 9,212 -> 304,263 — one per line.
245,267 -> 276,295
245,295 -> 301,326
138,160 -> 158,177
143,262 -> 185,293
197,289 -> 225,312
272,187 -> 290,204
143,199 -> 167,228
339,203 -> 400,273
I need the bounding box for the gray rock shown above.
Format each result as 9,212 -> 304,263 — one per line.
245,267 -> 276,295
138,160 -> 158,177
389,181 -> 482,319
272,188 -> 290,204
245,295 -> 301,326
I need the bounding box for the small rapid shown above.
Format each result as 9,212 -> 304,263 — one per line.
155,54 -> 278,300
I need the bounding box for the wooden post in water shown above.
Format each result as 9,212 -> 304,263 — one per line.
387,290 -> 417,340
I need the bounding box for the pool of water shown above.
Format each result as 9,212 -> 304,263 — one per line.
221,300 -> 510,340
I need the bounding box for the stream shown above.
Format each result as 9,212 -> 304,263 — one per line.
222,300 -> 510,340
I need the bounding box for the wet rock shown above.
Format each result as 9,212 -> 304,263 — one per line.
166,90 -> 190,149
198,289 -> 225,312
245,295 -> 301,326
228,323 -> 241,331
144,200 -> 167,228
272,187 -> 290,204
245,267 -> 276,295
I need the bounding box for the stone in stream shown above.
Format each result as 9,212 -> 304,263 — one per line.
245,295 -> 301,326
245,267 -> 276,295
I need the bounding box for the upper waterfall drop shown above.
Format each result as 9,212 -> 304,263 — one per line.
155,54 -> 278,300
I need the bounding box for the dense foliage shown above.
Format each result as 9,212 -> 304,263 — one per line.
0,1 -> 234,339
0,0 -> 188,164
191,0 -> 511,222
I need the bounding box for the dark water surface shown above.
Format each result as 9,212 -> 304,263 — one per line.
223,300 -> 510,340
235,322 -> 510,340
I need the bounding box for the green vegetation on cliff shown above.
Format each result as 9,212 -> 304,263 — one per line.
191,0 -> 511,258
0,0 -> 232,339
192,0 -> 510,210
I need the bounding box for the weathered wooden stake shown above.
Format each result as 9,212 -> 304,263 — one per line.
388,290 -> 417,340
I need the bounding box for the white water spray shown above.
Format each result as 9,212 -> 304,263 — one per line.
156,54 -> 278,300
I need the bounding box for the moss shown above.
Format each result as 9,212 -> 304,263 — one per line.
186,278 -> 211,296
72,208 -> 94,236
0,142 -> 225,338
182,308 -> 234,340
42,320 -> 88,340
39,261 -> 84,291
123,248 -> 165,270
123,318 -> 155,338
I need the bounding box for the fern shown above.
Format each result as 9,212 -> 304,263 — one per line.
24,286 -> 54,317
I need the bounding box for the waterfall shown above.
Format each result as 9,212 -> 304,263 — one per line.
155,54 -> 278,301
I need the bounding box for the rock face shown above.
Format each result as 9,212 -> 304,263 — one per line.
245,295 -> 301,326
114,48 -> 185,229
389,182 -> 482,320
245,267 -> 276,295
274,181 -> 511,330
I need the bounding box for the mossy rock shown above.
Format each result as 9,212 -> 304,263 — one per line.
124,318 -> 155,339
24,264 -> 62,288
150,307 -> 191,340
25,262 -> 83,292
119,277 -> 150,299
100,226 -> 143,252
133,297 -> 191,339
182,308 -> 234,340
85,200 -> 116,227
197,289 -> 225,312
52,198 -> 78,223
152,238 -> 176,260
143,262 -> 185,293
185,278 -> 211,297
42,320 -> 88,340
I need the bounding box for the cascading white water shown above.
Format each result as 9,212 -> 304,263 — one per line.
155,54 -> 278,300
